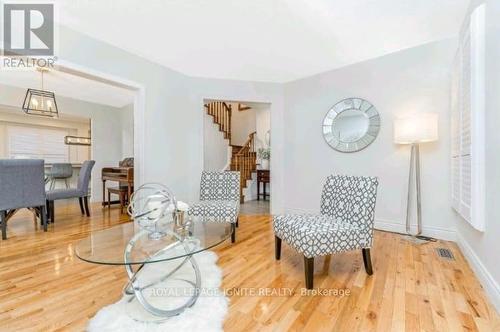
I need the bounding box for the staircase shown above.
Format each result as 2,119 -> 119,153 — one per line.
205,102 -> 257,203
204,101 -> 232,140
230,132 -> 257,202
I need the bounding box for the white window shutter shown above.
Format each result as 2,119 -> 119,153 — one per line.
469,4 -> 486,231
450,53 -> 460,211
460,29 -> 472,222
7,126 -> 69,164
451,4 -> 485,231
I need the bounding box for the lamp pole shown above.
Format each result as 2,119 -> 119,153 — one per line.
395,113 -> 438,243
405,142 -> 435,242
406,143 -> 422,236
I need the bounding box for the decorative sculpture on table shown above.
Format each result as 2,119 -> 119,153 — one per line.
127,183 -> 178,239
75,183 -> 226,321
173,201 -> 191,236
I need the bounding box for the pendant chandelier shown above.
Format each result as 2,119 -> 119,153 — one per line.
64,136 -> 91,146
65,119 -> 92,146
22,68 -> 59,117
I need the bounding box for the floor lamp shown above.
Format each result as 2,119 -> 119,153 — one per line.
394,113 -> 438,242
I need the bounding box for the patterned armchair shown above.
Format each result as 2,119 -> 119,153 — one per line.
273,175 -> 379,289
188,171 -> 240,243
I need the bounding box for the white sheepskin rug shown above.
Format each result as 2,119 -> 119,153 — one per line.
87,251 -> 228,332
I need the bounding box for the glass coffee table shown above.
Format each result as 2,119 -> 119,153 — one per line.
75,219 -> 232,320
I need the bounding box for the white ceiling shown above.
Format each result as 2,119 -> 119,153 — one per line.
0,69 -> 136,108
54,0 -> 470,82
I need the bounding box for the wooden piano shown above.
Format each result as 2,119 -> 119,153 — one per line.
101,166 -> 134,206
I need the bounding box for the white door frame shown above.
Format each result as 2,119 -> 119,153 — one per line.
55,59 -> 146,199
199,96 -> 278,211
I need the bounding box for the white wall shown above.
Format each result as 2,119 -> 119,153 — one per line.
203,111 -> 228,171
283,39 -> 457,239
49,14 -> 500,311
255,106 -> 271,151
189,78 -> 285,211
55,25 -> 193,202
252,105 -> 271,199
0,84 -> 128,202
455,0 -> 500,312
120,103 -> 134,159
55,26 -> 286,212
11,21 -> 480,236
229,102 -> 257,146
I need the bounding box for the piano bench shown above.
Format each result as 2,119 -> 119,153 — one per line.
107,187 -> 130,214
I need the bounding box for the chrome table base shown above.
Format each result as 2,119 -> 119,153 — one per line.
123,231 -> 201,321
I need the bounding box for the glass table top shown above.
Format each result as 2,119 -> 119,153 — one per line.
75,220 -> 232,266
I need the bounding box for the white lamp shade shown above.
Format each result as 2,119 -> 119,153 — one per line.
394,113 -> 439,144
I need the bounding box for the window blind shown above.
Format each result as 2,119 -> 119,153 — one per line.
7,125 -> 69,164
450,4 -> 485,231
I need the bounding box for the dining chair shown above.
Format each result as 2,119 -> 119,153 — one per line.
188,171 -> 240,242
0,159 -> 48,240
46,163 -> 73,189
46,160 -> 95,223
273,174 -> 379,289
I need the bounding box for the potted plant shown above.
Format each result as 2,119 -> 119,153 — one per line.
258,148 -> 270,169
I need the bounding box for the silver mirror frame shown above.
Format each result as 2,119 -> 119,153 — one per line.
322,98 -> 380,153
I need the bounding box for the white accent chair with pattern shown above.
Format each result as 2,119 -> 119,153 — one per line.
273,174 -> 379,289
188,171 -> 240,243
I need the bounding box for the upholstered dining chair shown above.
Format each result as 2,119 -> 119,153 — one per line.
46,163 -> 73,189
46,160 -> 95,223
0,159 -> 48,240
188,171 -> 240,243
273,174 -> 379,289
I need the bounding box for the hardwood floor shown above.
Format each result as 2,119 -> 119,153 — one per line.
239,199 -> 270,215
0,203 -> 498,331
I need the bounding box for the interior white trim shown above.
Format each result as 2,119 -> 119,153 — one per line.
451,3 -> 486,231
374,218 -> 456,242
456,231 -> 500,313
469,3 -> 486,232
198,95 -> 279,213
55,59 -> 146,195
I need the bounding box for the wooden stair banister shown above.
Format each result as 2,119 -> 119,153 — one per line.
231,132 -> 257,203
205,101 -> 258,203
204,101 -> 232,141
238,103 -> 251,111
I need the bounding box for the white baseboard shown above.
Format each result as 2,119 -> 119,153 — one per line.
374,219 -> 456,241
455,232 -> 500,313
243,193 -> 257,202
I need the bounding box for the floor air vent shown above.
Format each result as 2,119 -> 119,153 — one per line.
437,248 -> 455,260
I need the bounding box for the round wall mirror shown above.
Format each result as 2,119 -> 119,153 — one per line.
322,98 -> 380,153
